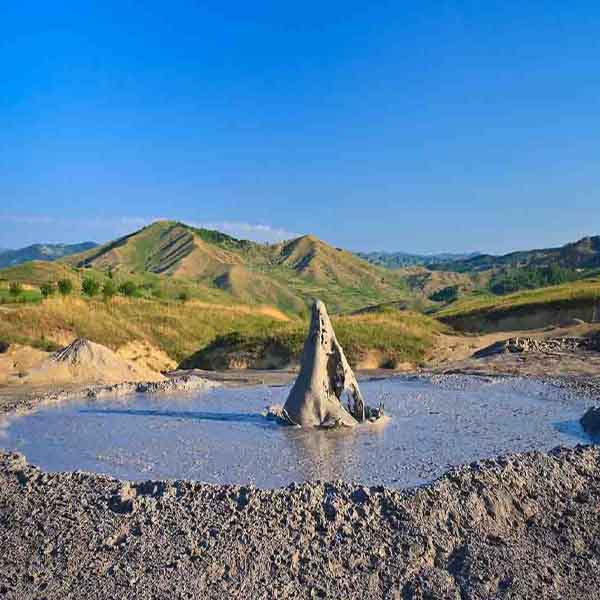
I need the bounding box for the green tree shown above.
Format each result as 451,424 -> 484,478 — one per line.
8,282 -> 23,298
57,279 -> 73,297
118,280 -> 138,297
489,265 -> 577,295
429,286 -> 459,303
102,280 -> 117,301
81,277 -> 101,297
40,282 -> 56,298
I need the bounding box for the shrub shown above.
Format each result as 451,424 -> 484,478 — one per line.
57,279 -> 74,297
9,282 -> 23,297
40,282 -> 56,298
429,286 -> 459,303
177,290 -> 190,303
81,277 -> 101,297
102,280 -> 117,300
118,280 -> 138,297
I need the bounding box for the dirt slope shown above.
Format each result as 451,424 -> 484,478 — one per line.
0,345 -> 49,386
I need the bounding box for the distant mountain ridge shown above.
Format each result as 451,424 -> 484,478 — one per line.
0,242 -> 98,268
431,235 -> 600,272
358,250 -> 481,269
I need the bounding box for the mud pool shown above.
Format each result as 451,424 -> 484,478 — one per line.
0,376 -> 595,488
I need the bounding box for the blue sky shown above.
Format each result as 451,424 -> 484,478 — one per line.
2,2 -> 600,253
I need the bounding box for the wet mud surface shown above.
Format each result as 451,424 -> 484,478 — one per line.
1,375 -> 596,488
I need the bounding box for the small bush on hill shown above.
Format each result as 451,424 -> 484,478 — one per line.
102,280 -> 117,300
9,282 -> 23,297
429,286 -> 459,303
40,282 -> 56,298
82,277 -> 101,297
57,279 -> 74,297
118,280 -> 138,297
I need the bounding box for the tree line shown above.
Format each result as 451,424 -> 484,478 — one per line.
488,265 -> 577,295
5,278 -> 190,302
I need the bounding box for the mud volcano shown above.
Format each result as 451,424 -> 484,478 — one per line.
280,300 -> 383,427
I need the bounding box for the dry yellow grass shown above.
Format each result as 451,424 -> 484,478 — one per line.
0,297 -> 294,362
0,297 -> 444,370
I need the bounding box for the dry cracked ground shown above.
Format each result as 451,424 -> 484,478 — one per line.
1,445 -> 600,599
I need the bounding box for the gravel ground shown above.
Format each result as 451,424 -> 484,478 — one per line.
1,446 -> 599,599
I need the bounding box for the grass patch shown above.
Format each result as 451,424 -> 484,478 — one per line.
435,277 -> 600,319
0,297 -> 294,363
184,307 -> 446,369
0,287 -> 42,304
0,298 -> 444,369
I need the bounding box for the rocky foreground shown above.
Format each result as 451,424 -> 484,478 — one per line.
1,446 -> 599,599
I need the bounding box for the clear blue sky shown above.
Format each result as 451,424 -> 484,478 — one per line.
2,2 -> 600,253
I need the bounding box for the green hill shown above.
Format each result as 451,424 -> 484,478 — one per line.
63,220 -> 409,314
436,277 -> 600,332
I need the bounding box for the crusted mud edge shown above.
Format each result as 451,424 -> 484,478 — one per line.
0,374 -> 219,419
1,445 -> 599,599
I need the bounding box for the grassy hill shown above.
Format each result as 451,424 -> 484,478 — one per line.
63,220 -> 409,314
0,297 -> 293,360
181,306 -> 446,370
0,222 -> 446,370
0,296 -> 444,368
435,277 -> 600,332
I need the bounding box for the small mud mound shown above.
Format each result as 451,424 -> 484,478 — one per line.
21,338 -> 165,386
